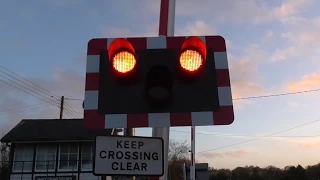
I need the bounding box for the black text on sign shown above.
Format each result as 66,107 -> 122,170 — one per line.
94,136 -> 164,176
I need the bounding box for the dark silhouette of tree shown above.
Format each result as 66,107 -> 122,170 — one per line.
167,140 -> 190,180
206,163 -> 320,180
0,137 -> 9,180
231,167 -> 251,180
214,172 -> 229,180
306,163 -> 320,180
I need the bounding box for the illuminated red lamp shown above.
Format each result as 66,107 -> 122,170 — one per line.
179,36 -> 207,73
108,38 -> 136,74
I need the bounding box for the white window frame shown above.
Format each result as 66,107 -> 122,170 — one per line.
80,143 -> 93,171
12,144 -> 34,172
58,143 -> 79,171
34,144 -> 57,172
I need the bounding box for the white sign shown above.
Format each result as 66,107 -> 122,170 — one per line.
94,135 -> 164,176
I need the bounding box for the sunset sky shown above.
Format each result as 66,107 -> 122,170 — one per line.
1,0 -> 320,169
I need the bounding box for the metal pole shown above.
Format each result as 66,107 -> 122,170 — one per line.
124,128 -> 136,180
59,96 -> 64,119
182,163 -> 186,180
190,126 -> 196,180
152,1 -> 176,180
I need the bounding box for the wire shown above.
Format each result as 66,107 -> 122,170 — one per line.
0,104 -> 46,114
195,118 -> 320,154
0,74 -> 60,105
0,78 -> 77,118
64,102 -> 82,118
0,65 -> 81,118
171,129 -> 320,138
0,68 -> 60,103
1,65 -> 320,119
0,104 -> 48,116
65,97 -> 83,101
0,65 -> 61,99
61,87 -> 320,103
232,88 -> 320,100
0,79 -> 61,108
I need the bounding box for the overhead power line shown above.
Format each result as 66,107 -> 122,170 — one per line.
65,97 -> 83,101
0,79 -> 74,118
1,64 -> 320,118
0,104 -> 45,112
171,129 -> 320,138
0,104 -> 48,116
0,65 -> 82,118
0,65 -> 61,101
65,87 -> 320,103
233,88 -> 320,100
195,118 -> 320,154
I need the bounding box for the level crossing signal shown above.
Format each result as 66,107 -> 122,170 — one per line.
83,36 -> 234,129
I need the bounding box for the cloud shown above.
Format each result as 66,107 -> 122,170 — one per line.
144,0 -> 314,23
287,101 -> 301,108
229,58 -> 265,100
101,23 -> 158,38
300,142 -> 320,150
225,150 -> 249,158
269,46 -> 299,62
286,73 -> 320,92
270,15 -> 320,62
175,21 -> 217,36
228,45 -> 267,104
198,149 -> 250,159
288,137 -> 320,150
102,20 -> 216,38
199,152 -> 224,159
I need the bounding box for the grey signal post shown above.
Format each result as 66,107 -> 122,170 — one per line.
123,128 -> 136,180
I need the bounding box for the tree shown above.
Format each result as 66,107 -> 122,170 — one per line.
0,132 -> 9,180
168,140 -> 190,164
231,167 -> 250,180
168,140 -> 190,180
306,163 -> 320,180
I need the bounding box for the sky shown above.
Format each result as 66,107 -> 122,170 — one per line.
1,0 -> 320,170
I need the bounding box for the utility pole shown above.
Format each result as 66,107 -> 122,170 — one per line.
59,96 -> 64,119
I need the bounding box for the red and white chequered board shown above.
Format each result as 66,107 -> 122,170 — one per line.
83,36 -> 234,129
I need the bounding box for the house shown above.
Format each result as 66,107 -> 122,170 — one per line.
0,118 -> 119,180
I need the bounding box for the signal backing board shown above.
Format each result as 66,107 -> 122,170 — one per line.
94,135 -> 164,176
83,36 -> 234,129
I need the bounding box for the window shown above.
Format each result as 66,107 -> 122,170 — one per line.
13,144 -> 34,172
81,143 -> 93,170
35,144 -> 56,171
59,143 -> 78,171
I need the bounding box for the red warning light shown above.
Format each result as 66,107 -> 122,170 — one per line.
112,51 -> 136,73
179,50 -> 203,72
108,38 -> 136,74
179,36 -> 207,73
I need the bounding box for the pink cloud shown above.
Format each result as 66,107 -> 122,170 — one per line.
225,150 -> 248,158
286,73 -> 320,92
198,149 -> 250,159
199,152 -> 224,159
301,143 -> 320,150
293,137 -> 320,150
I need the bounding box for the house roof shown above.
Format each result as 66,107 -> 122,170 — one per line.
0,119 -> 115,143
